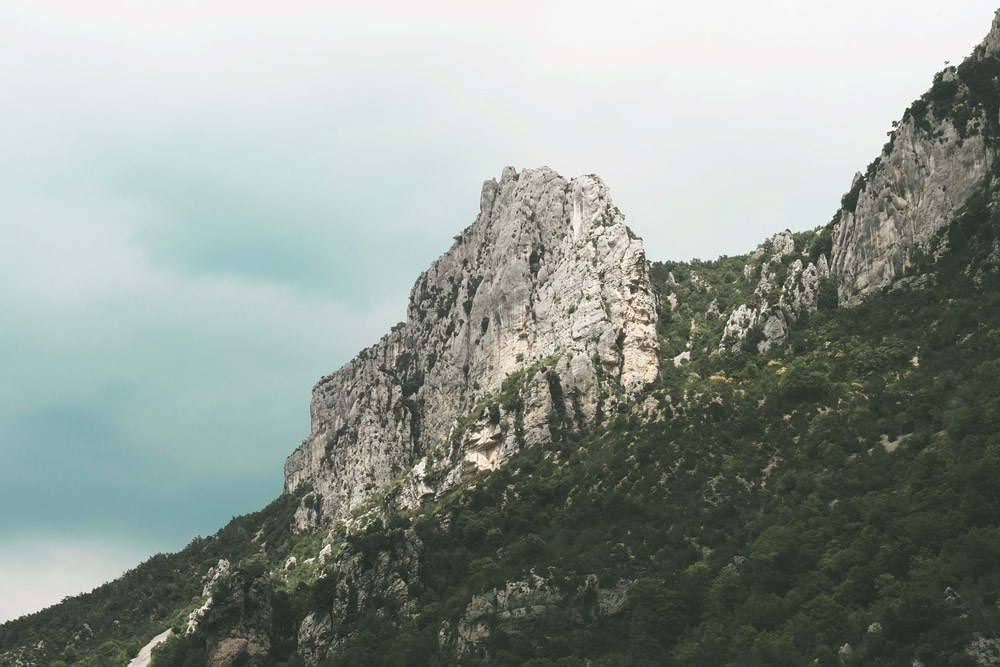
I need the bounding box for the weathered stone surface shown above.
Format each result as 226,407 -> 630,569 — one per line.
200,567 -> 272,667
447,574 -> 630,656
719,13 -> 1000,345
830,114 -> 989,305
183,559 -> 235,636
720,232 -> 829,353
829,18 -> 1000,305
721,303 -> 760,350
295,612 -> 333,666
201,559 -> 231,598
983,9 -> 1000,58
296,528 -> 423,663
782,257 -> 826,315
284,167 -> 658,523
965,634 -> 1000,667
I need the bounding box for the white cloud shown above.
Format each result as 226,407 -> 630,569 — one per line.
0,193 -> 154,309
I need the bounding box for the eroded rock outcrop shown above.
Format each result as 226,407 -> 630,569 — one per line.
717,13 -> 1000,349
830,119 -> 989,305
199,566 -> 273,667
830,17 -> 1000,305
296,528 -> 423,663
444,573 -> 630,657
719,231 -> 830,353
284,167 -> 659,523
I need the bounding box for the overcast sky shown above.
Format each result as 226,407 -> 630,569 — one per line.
1,0 -> 996,624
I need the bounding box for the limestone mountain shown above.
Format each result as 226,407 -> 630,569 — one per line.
284,167 -> 658,528
831,9 -> 1000,305
5,8 -> 1000,667
717,9 -> 1000,353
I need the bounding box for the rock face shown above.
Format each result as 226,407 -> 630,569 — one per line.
829,17 -> 1000,305
200,567 -> 273,667
284,166 -> 659,522
719,231 -> 830,353
296,528 -> 423,663
445,573 -> 630,657
718,13 -> 1000,347
830,118 -> 989,305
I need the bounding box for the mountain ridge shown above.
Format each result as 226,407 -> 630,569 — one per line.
5,8 -> 1000,667
283,166 -> 659,527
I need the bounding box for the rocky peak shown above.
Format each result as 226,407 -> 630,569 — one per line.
983,8 -> 1000,58
712,10 -> 1000,351
283,167 -> 658,524
829,16 -> 1000,305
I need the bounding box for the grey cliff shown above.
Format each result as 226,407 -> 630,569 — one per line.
829,16 -> 1000,304
283,166 -> 659,523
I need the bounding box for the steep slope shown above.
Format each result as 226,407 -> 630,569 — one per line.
284,166 -> 658,525
8,207 -> 1000,666
715,10 -> 1000,350
302,266 -> 1000,667
829,13 -> 1000,305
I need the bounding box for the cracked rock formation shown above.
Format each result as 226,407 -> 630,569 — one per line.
199,567 -> 273,667
830,118 -> 989,305
719,231 -> 830,353
830,16 -> 1000,305
447,573 -> 630,656
284,166 -> 659,523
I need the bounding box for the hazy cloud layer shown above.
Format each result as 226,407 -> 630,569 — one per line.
1,0 -> 995,622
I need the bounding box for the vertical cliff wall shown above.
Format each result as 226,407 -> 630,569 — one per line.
715,10 -> 1000,353
830,11 -> 1000,304
283,166 -> 659,522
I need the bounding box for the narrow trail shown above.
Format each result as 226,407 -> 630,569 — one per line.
126,629 -> 172,667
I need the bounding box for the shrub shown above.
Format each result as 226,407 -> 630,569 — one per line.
816,279 -> 838,312
779,361 -> 832,404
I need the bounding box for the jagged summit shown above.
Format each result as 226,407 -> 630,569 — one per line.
284,166 -> 659,524
829,11 -> 1000,304
983,7 -> 1000,57
714,10 -> 1000,355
